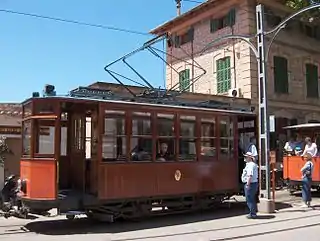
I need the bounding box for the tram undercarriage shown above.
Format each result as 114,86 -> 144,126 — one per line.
19,189 -> 236,221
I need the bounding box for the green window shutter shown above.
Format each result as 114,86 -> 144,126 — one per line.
174,35 -> 181,48
179,69 -> 190,92
188,28 -> 194,42
216,57 -> 231,94
273,56 -> 289,93
210,19 -> 219,33
306,64 -> 319,98
226,8 -> 236,26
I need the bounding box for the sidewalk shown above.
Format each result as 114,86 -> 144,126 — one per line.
110,200 -> 320,241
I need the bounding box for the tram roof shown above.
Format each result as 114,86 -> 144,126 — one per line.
283,123 -> 320,129
24,95 -> 256,116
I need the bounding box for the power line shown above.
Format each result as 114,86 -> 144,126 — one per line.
0,9 -> 152,36
183,0 -> 204,4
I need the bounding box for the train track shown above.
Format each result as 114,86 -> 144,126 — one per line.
0,192 -> 311,238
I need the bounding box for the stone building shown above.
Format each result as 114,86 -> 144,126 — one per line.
0,104 -> 22,178
150,0 -> 320,137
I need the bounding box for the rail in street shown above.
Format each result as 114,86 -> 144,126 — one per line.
0,190 -> 320,241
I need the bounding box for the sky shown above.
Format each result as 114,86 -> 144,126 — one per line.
0,0 -> 200,102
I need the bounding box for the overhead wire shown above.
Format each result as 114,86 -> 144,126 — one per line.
0,9 -> 152,36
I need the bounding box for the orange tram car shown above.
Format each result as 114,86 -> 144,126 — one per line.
283,123 -> 320,194
17,86 -> 256,221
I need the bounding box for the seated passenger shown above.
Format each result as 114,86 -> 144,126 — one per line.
301,137 -> 318,157
294,146 -> 303,156
131,145 -> 150,161
156,142 -> 173,161
284,136 -> 295,154
284,136 -> 295,151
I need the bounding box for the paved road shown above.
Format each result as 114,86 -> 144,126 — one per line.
0,190 -> 319,241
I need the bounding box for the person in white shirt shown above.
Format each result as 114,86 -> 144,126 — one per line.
241,151 -> 259,218
284,136 -> 295,153
301,137 -> 317,157
300,153 -> 314,207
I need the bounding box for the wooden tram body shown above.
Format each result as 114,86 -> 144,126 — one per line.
19,87 -> 256,220
283,123 -> 320,193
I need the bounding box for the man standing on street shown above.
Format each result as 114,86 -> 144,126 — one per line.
241,151 -> 259,219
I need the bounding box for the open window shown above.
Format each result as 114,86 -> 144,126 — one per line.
179,115 -> 196,161
156,113 -> 175,162
102,110 -> 126,162
131,112 -> 152,162
200,117 -> 216,160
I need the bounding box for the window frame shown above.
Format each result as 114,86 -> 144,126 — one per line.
129,110 -> 153,162
216,57 -> 232,94
155,112 -> 176,162
273,56 -> 289,94
179,69 -> 191,92
305,63 -> 319,98
199,116 -> 217,161
102,109 -> 127,162
33,119 -> 56,158
178,114 -> 197,162
210,8 -> 236,33
218,115 -> 236,161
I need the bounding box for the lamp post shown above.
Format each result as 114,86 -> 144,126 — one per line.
201,3 -> 320,213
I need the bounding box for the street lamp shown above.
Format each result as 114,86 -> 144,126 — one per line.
201,3 -> 320,213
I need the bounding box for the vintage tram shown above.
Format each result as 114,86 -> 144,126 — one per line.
283,123 -> 320,194
16,86 -> 256,220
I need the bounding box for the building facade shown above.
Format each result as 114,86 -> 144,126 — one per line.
150,0 -> 320,136
0,104 -> 23,180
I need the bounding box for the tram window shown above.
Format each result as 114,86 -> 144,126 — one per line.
219,117 -> 234,159
102,110 -> 126,161
131,112 -> 152,162
22,120 -> 31,156
61,126 -> 67,156
156,113 -> 175,161
34,101 -> 54,114
73,118 -> 84,151
35,120 -> 55,155
179,115 -> 196,161
132,112 -> 151,135
157,113 -> 174,136
85,117 -> 91,159
200,118 -> 216,158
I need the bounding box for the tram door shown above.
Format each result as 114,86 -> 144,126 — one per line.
70,111 -> 86,191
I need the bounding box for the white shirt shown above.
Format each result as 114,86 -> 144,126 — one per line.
241,161 -> 259,183
284,141 -> 295,152
302,143 -> 318,157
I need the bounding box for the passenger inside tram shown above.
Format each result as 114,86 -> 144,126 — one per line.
283,136 -> 295,153
284,134 -> 318,157
301,137 -> 318,157
156,142 -> 174,161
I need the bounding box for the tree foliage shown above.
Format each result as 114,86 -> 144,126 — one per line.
285,0 -> 320,22
0,136 -> 11,165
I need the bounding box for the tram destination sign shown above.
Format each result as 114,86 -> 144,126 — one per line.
0,126 -> 50,135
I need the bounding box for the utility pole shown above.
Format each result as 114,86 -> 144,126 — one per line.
175,0 -> 182,16
256,4 -> 273,212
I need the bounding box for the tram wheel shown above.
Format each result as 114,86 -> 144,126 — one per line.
66,214 -> 75,220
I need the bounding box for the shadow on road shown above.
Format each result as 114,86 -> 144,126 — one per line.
22,201 -> 293,236
291,190 -> 320,198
